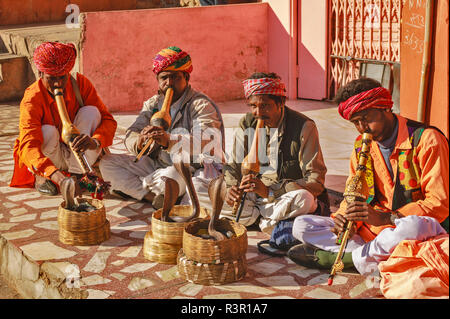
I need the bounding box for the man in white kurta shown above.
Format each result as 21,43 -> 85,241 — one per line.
99,46 -> 224,208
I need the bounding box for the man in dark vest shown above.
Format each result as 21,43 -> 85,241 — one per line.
222,72 -> 328,235
289,77 -> 449,275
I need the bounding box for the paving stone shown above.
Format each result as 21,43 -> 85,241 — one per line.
111,260 -> 125,266
24,198 -> 62,209
0,222 -> 18,231
9,207 -> 28,216
10,213 -> 36,222
128,277 -> 156,291
108,207 -> 140,219
117,246 -> 142,258
129,231 -> 146,239
97,236 -> 133,250
21,241 -> 77,261
82,274 -> 112,286
110,273 -> 126,281
40,210 -> 58,220
304,288 -> 342,299
178,283 -> 203,296
2,229 -> 36,240
287,266 -> 320,278
216,282 -> 275,296
83,252 -> 112,273
255,275 -> 301,290
87,289 -> 112,299
34,220 -> 59,230
156,266 -> 179,282
203,293 -> 242,299
120,263 -> 157,273
2,202 -> 18,208
307,273 -> 348,286
7,192 -> 41,202
248,261 -> 285,276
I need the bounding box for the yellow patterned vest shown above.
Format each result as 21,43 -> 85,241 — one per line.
354,120 -> 449,232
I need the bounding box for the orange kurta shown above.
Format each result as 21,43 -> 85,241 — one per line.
334,114 -> 449,242
10,73 -> 117,188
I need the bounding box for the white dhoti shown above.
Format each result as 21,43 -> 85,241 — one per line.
219,189 -> 318,234
99,153 -> 222,203
41,106 -> 102,174
292,214 -> 447,275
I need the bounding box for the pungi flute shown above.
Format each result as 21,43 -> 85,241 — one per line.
54,88 -> 94,174
134,87 -> 173,162
328,132 -> 372,285
234,119 -> 264,222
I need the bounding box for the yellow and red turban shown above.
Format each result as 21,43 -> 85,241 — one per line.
152,46 -> 193,75
242,78 -> 287,99
33,42 -> 77,76
338,86 -> 393,120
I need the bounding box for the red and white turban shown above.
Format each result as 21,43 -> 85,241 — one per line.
338,86 -> 393,120
33,42 -> 77,76
242,78 -> 287,99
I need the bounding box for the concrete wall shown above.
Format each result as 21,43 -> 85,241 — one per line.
298,0 -> 327,100
400,0 -> 449,138
80,3 -> 268,112
263,0 -> 296,99
0,0 -> 176,26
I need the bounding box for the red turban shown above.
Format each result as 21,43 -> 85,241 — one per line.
242,78 -> 287,99
33,42 -> 77,76
338,87 -> 393,120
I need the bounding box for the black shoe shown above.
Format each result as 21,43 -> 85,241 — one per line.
35,177 -> 59,196
287,243 -> 329,269
151,194 -> 164,210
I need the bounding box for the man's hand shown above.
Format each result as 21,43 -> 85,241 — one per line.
225,185 -> 241,207
239,173 -> 269,199
344,200 -> 391,226
138,125 -> 169,149
71,134 -> 98,153
331,214 -> 357,238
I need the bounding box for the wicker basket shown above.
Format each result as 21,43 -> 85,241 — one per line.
58,198 -> 110,246
142,230 -> 181,264
183,218 -> 248,264
151,205 -> 208,245
177,249 -> 247,286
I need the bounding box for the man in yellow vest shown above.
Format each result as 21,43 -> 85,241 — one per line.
289,77 -> 449,275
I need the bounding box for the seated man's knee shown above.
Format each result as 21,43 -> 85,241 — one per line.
292,215 -> 312,241
41,125 -> 60,151
394,215 -> 445,240
292,189 -> 317,212
78,105 -> 101,118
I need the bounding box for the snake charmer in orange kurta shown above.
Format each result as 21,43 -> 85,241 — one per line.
10,73 -> 117,188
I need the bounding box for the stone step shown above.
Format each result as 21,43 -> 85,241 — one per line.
0,53 -> 33,102
0,23 -> 80,102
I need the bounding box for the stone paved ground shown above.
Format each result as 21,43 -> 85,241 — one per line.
0,100 -> 384,299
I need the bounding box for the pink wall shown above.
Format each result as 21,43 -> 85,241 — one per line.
80,4 -> 268,112
263,0 -> 297,99
298,0 -> 327,100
